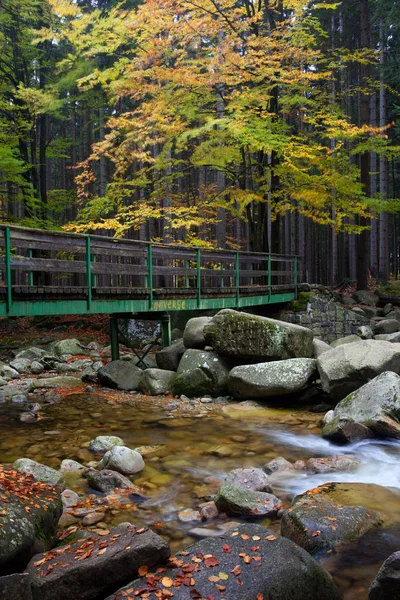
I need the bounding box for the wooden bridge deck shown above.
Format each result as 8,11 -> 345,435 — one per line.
0,225 -> 298,320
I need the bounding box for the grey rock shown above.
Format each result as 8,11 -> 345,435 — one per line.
305,455 -> 360,473
156,339 -> 185,371
369,551 -> 400,600
375,332 -> 400,343
29,376 -> 81,390
317,340 -> 400,401
13,459 -> 65,492
356,325 -> 374,339
0,466 -> 62,572
264,457 -> 293,474
139,368 -> 175,395
322,371 -> 400,442
313,338 -> 331,358
281,482 -> 386,555
352,307 -> 366,317
383,303 -> 395,316
0,377 -> 7,387
228,358 -> 316,399
26,524 -> 170,600
373,319 -> 400,335
0,574 -> 32,600
107,524 -> 340,600
85,469 -> 137,494
11,393 -> 28,404
98,446 -> 145,475
59,459 -> 85,473
30,361 -> 44,374
97,361 -> 142,391
61,489 -> 80,508
172,349 -> 230,397
224,467 -> 273,493
81,367 -> 98,383
323,410 -> 335,425
204,309 -> 314,360
53,339 -> 83,357
9,358 -> 32,373
330,335 -> 360,348
183,316 -> 212,349
341,296 -> 356,306
352,290 -> 379,306
89,435 -> 124,454
215,484 -> 281,517
15,347 -> 46,361
20,412 -> 37,423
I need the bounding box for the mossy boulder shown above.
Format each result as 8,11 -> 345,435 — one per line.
322,371 -> 400,443
0,465 -> 62,573
13,459 -> 65,492
172,349 -> 230,397
214,484 -> 281,517
228,358 -> 316,399
53,339 -> 83,357
88,435 -> 124,454
280,482 -> 396,555
204,309 -> 314,360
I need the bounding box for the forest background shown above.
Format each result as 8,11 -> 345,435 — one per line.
1,0 -> 400,288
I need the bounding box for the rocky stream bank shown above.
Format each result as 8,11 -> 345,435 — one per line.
1,291 -> 400,599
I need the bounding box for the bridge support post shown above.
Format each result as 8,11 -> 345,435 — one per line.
161,313 -> 172,347
110,315 -> 120,361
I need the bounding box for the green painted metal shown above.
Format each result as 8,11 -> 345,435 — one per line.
147,244 -> 153,309
161,313 -> 172,347
28,249 -> 34,286
220,261 -> 225,288
4,226 -> 12,312
92,254 -> 97,288
110,315 -> 120,361
86,236 -> 92,311
235,252 -> 240,305
0,292 -> 295,319
196,248 -> 201,308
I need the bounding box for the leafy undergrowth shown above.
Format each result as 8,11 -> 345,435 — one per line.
376,279 -> 400,298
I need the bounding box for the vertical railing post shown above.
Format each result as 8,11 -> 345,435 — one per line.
235,252 -> 240,306
268,255 -> 271,302
4,226 -> 12,312
148,243 -> 153,309
86,236 -> 92,311
294,256 -> 298,298
92,254 -> 97,288
110,315 -> 120,361
28,248 -> 34,286
220,261 -> 224,289
161,313 -> 172,347
196,248 -> 201,307
185,259 -> 190,289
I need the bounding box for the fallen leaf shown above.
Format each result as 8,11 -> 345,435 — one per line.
231,565 -> 241,576
138,565 -> 149,576
162,577 -> 173,588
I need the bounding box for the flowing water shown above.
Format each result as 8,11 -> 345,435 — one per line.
1,391 -> 399,599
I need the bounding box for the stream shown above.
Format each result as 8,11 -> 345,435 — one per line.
1,391 -> 399,599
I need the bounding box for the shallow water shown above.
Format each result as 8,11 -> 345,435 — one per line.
1,391 -> 399,599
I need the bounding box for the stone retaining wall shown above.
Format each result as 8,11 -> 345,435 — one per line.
279,292 -> 370,343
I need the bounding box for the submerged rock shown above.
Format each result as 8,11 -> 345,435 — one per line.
224,467 -> 273,492
280,482 -> 389,555
172,349 -> 230,397
108,523 -> 340,600
317,340 -> 400,401
204,309 -> 314,360
369,551 -> 400,600
214,484 -> 281,517
26,523 -> 170,600
13,458 -> 65,492
228,358 -> 316,399
97,361 -> 142,391
322,371 -> 400,443
0,465 -> 62,573
264,457 -> 293,474
98,446 -> 145,475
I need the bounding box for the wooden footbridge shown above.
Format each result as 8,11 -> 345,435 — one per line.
0,225 -> 298,358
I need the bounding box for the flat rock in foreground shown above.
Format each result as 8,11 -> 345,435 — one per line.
107,523 -> 340,600
322,371 -> 400,443
369,551 -> 400,600
26,523 -> 170,600
204,309 -> 314,360
0,465 -> 62,573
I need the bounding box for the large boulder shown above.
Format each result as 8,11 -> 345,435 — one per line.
97,361 -> 142,391
172,349 -> 230,397
214,484 -> 281,517
313,338 -> 331,358
204,309 -> 314,360
375,332 -> 400,343
352,290 -> 379,306
26,523 -> 170,600
98,446 -> 145,475
317,340 -> 400,401
0,465 -> 62,573
53,339 -> 83,357
369,551 -> 400,600
9,358 -> 32,374
139,368 -> 175,395
183,316 -> 212,349
156,340 -> 185,371
330,335 -> 360,348
15,347 -> 46,361
280,482 -> 394,555
13,459 -> 65,492
322,371 -> 400,442
228,358 -> 316,399
0,574 -> 32,600
107,523 -> 340,600
373,319 -> 400,335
